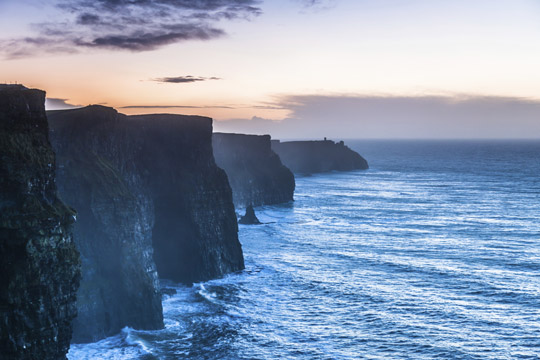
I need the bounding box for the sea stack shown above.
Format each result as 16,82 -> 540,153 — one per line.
271,139 -> 369,174
213,133 -> 295,207
0,85 -> 80,359
239,205 -> 262,225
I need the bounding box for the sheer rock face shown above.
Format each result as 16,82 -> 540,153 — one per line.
48,106 -> 164,343
213,133 -> 295,207
0,85 -> 80,359
48,106 -> 243,341
271,139 -> 369,174
127,115 -> 243,284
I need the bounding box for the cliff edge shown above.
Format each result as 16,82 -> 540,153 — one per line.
0,85 -> 80,359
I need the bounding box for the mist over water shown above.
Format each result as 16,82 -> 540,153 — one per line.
68,140 -> 540,360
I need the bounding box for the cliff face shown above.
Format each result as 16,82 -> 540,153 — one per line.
213,133 -> 295,207
0,85 -> 80,359
127,115 -> 243,283
48,107 -> 243,341
271,139 -> 369,174
48,106 -> 163,343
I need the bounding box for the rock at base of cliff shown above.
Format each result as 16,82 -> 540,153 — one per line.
239,205 -> 262,225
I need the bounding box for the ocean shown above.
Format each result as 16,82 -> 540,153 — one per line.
68,140 -> 540,360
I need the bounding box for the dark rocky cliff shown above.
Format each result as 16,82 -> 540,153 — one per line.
48,106 -> 243,340
0,85 -> 80,359
48,106 -> 164,343
127,115 -> 243,284
213,133 -> 295,207
271,139 -> 369,174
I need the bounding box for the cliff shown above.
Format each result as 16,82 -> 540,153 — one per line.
48,106 -> 164,343
271,139 -> 369,174
127,115 -> 243,283
0,85 -> 80,359
48,107 -> 243,341
213,133 -> 295,207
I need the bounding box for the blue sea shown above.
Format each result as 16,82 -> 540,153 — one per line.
68,140 -> 540,360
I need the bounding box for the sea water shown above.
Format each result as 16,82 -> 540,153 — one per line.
68,140 -> 540,359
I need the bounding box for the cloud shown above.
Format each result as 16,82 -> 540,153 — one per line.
45,97 -> 81,110
0,36 -> 80,59
78,25 -> 225,51
1,0 -> 261,57
151,76 -> 221,84
121,104 -> 234,109
296,0 -> 336,11
214,94 -> 540,139
214,115 -> 282,134
300,0 -> 330,6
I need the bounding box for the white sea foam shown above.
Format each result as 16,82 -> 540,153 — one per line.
67,328 -> 150,360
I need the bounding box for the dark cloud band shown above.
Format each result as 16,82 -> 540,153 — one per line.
151,76 -> 221,84
121,104 -> 234,109
1,0 -> 261,57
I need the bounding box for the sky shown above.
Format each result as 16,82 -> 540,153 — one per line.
1,0 -> 540,139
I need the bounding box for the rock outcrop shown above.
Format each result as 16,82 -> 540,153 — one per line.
0,85 -> 80,359
213,133 -> 295,207
48,106 -> 244,341
238,205 -> 261,225
271,139 -> 369,174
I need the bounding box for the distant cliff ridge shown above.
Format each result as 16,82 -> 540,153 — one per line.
271,139 -> 368,174
48,106 -> 244,341
213,133 -> 295,207
0,85 -> 80,359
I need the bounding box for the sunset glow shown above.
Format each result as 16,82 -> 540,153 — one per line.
1,0 -> 540,136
